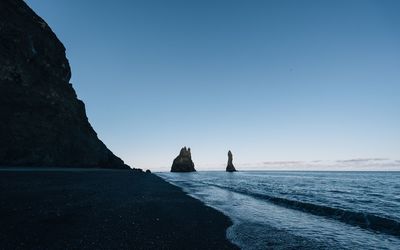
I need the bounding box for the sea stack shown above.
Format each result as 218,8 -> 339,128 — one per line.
226,150 -> 237,172
0,0 -> 128,169
171,147 -> 196,172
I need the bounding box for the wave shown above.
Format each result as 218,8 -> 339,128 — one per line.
204,182 -> 400,237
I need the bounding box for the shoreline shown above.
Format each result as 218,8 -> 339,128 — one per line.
0,169 -> 238,249
158,171 -> 400,249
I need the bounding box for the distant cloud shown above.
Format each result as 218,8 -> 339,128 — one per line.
262,161 -> 303,165
336,158 -> 388,163
236,158 -> 400,171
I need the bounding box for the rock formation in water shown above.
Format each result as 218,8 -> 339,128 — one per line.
0,0 -> 129,168
171,147 -> 196,172
226,150 -> 236,172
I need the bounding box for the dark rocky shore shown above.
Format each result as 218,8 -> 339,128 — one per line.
0,169 -> 238,249
0,1 -> 238,249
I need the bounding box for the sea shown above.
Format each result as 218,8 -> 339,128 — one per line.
157,171 -> 400,249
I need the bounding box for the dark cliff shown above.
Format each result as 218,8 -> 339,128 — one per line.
171,147 -> 196,172
0,0 -> 128,168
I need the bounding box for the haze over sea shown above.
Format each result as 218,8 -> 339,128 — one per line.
158,171 -> 400,249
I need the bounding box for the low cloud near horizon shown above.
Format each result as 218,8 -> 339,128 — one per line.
236,158 -> 400,171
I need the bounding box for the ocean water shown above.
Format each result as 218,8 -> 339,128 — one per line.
157,171 -> 400,249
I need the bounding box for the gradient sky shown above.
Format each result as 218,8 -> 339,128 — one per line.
26,0 -> 400,171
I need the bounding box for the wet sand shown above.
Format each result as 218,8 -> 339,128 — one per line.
0,169 -> 237,249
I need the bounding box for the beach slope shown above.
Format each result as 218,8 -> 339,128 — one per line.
0,169 -> 237,249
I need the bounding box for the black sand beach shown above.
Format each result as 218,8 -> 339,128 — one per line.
0,169 -> 237,249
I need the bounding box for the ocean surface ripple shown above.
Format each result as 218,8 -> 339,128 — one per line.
158,171 -> 400,250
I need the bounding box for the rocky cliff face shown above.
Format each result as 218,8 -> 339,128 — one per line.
226,150 -> 236,172
0,0 -> 128,168
171,147 -> 196,172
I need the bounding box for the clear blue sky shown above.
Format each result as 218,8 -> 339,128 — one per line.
26,0 -> 400,171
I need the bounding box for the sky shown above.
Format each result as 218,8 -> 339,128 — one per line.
26,0 -> 400,171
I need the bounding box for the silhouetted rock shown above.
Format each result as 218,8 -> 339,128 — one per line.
226,150 -> 236,172
145,169 -> 151,173
0,0 -> 128,169
171,147 -> 196,172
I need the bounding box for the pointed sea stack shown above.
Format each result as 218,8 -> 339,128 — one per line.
171,147 -> 196,172
226,150 -> 236,172
0,0 -> 128,168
